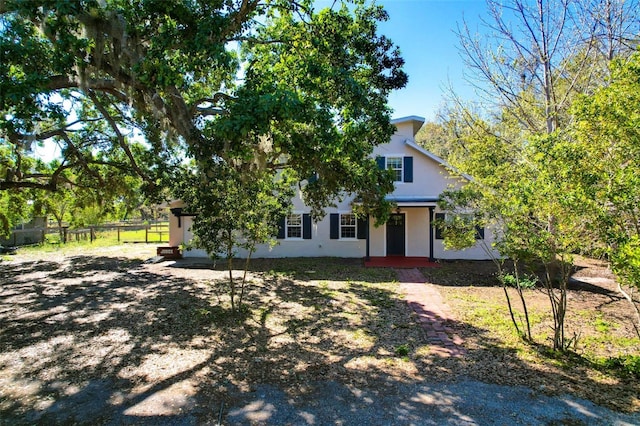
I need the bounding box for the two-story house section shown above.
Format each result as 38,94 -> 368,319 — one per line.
168,116 -> 495,261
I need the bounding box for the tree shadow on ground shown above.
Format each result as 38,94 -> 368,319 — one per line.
420,260 -> 639,414
0,255 -> 638,425
170,256 -> 397,283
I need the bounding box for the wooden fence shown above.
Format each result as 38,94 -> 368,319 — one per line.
114,223 -> 169,243
2,222 -> 169,246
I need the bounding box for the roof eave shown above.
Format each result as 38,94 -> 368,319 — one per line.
404,140 -> 473,182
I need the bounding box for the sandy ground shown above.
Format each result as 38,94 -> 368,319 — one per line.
1,244 -> 638,425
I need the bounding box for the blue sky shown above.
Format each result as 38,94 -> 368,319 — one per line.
374,0 -> 488,121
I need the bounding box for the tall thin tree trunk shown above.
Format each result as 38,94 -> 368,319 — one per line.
238,246 -> 254,310
225,230 -> 236,313
617,283 -> 640,338
514,262 -> 533,341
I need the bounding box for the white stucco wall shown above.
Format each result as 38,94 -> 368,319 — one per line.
372,137 -> 465,200
168,200 -> 186,247
406,208 -> 430,257
179,191 -> 366,259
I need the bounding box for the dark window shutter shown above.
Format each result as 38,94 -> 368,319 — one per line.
404,156 -> 413,182
277,216 -> 286,239
435,213 -> 445,240
303,214 -> 312,239
376,156 -> 385,170
330,214 -> 339,239
475,225 -> 485,240
357,216 -> 367,240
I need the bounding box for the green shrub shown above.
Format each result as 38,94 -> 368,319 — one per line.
601,355 -> 640,378
502,273 -> 538,289
395,344 -> 410,356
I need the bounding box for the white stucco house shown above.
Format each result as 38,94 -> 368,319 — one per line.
167,116 -> 495,262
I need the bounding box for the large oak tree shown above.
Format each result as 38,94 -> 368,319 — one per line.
1,0 -> 406,222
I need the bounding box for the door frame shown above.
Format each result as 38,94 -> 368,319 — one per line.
385,212 -> 406,256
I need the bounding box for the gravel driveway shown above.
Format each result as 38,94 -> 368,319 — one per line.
15,376 -> 640,425
224,380 -> 640,426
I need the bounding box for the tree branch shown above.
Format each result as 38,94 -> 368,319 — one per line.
58,132 -> 105,185
45,76 -> 129,101
190,93 -> 235,116
220,0 -> 262,41
88,91 -> 155,187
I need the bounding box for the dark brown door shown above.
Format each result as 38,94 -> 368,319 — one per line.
386,213 -> 405,256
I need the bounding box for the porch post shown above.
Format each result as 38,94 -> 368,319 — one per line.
428,206 -> 435,262
365,215 -> 370,261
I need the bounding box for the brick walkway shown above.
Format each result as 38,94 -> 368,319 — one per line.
395,268 -> 465,357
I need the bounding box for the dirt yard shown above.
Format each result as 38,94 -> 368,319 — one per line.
0,245 -> 638,424
422,258 -> 639,412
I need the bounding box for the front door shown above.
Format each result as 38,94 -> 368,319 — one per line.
386,213 -> 405,256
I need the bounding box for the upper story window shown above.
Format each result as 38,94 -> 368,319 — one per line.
386,157 -> 403,182
340,213 -> 357,239
377,156 -> 413,183
286,214 -> 302,239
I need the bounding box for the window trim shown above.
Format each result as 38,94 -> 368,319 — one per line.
285,213 -> 303,240
339,212 -> 358,240
386,155 -> 404,183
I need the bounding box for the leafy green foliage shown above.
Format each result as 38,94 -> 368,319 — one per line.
394,344 -> 409,357
1,0 -> 404,218
0,189 -> 30,237
600,355 -> 640,379
571,53 -> 640,289
177,162 -> 295,260
175,158 -> 294,312
1,0 -> 405,267
502,273 -> 538,289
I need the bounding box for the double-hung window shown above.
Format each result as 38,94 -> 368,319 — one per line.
277,213 -> 311,240
330,213 -> 366,240
386,157 -> 403,182
286,214 -> 302,239
376,156 -> 413,183
340,213 -> 357,239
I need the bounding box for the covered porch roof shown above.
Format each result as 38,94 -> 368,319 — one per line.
385,195 -> 439,208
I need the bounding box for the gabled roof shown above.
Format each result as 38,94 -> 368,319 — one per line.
403,139 -> 472,182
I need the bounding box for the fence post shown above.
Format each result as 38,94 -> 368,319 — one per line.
63,227 -> 68,243
145,226 -> 149,243
117,226 -> 120,242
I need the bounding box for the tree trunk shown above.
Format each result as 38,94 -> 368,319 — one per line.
225,230 -> 236,313
514,262 -> 533,341
238,246 -> 254,310
617,283 -> 640,339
